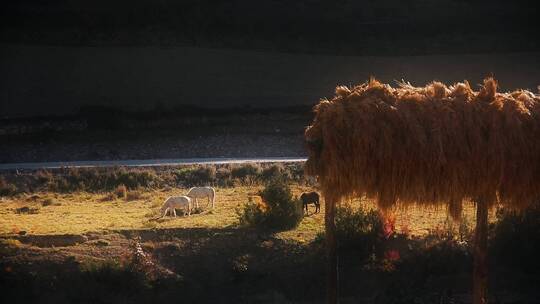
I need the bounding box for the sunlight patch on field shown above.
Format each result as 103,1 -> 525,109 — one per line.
0,185 -> 496,240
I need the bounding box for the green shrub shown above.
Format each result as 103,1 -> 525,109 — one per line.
237,178 -> 303,230
113,168 -> 159,190
237,200 -> 266,227
215,167 -> 234,187
216,167 -> 231,179
231,163 -> 261,183
190,166 -> 216,185
334,205 -> 384,254
174,166 -> 216,186
3,162 -> 303,194
261,164 -> 289,181
287,163 -> 305,181
35,170 -> 53,184
34,167 -> 161,193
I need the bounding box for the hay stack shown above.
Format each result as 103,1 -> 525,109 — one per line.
305,78 -> 540,304
306,78 -> 540,214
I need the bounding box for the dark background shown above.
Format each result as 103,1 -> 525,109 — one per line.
1,0 -> 540,119
2,0 -> 540,54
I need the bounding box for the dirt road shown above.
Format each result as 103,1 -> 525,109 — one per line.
0,157 -> 307,170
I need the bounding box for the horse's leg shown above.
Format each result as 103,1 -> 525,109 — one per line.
173,208 -> 177,217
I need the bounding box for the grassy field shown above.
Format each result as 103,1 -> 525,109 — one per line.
0,184 -> 493,239
2,166 -> 535,303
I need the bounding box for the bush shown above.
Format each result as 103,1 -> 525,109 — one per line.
215,167 -> 231,180
0,177 -> 17,196
0,238 -> 23,248
174,166 -> 216,186
237,199 -> 267,227
32,167 -> 162,193
2,162 -> 301,194
215,167 -> 234,187
115,184 -> 128,199
334,204 -> 384,254
237,178 -> 303,230
261,164 -> 289,182
41,198 -> 59,207
190,166 -> 216,185
126,190 -> 143,201
35,170 -> 53,184
287,163 -> 305,181
231,163 -> 261,183
490,205 -> 540,273
112,168 -> 159,190
15,206 -> 40,214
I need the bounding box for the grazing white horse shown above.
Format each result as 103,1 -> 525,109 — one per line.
186,187 -> 216,209
160,196 -> 192,217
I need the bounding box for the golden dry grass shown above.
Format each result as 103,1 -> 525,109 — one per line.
0,185 -> 496,241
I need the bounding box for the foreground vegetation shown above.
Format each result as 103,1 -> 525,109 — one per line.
1,164 -> 539,303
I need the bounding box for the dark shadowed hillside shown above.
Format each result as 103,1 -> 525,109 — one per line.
2,0 -> 540,119
1,0 -> 539,55
1,46 -> 539,119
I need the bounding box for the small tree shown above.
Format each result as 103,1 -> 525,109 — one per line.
237,178 -> 302,230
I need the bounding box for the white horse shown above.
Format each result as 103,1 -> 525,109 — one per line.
186,186 -> 215,209
160,196 -> 192,217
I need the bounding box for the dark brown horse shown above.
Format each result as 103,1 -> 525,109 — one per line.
300,191 -> 320,214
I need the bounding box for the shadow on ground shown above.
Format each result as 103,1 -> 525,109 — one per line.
0,227 -> 326,304
2,226 -> 540,303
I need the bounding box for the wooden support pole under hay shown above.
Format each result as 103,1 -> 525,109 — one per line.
325,193 -> 338,304
473,198 -> 489,304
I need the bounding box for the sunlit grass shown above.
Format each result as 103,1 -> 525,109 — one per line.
0,185 -> 496,241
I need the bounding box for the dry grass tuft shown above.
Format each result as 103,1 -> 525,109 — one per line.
41,198 -> 60,207
305,78 -> 540,215
126,190 -> 144,201
0,238 -> 23,248
15,206 -> 40,214
115,184 -> 128,199
100,193 -> 117,202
